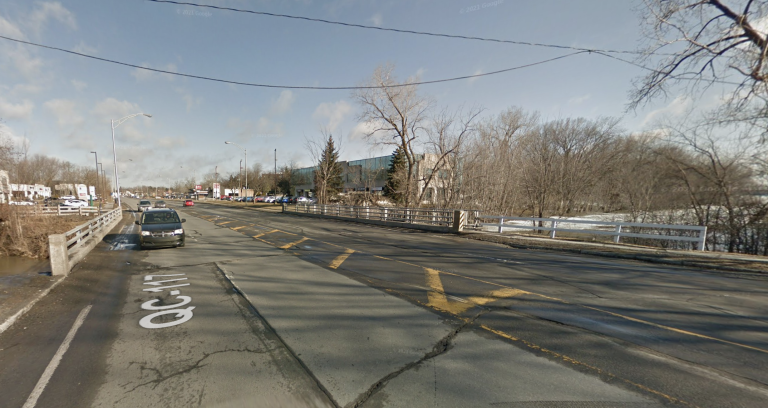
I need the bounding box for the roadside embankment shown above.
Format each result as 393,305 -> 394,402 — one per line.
0,205 -> 87,258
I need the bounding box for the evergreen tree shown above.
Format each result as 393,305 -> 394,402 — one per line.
383,147 -> 406,205
314,135 -> 343,204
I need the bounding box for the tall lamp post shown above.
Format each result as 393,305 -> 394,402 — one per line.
225,141 -> 247,199
90,151 -> 99,209
111,113 -> 152,208
99,164 -> 106,201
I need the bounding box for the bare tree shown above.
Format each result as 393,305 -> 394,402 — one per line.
417,107 -> 481,207
354,63 -> 432,207
461,108 -> 539,215
657,118 -> 768,252
634,0 -> 768,137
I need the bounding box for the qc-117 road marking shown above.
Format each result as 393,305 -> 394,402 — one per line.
139,274 -> 196,329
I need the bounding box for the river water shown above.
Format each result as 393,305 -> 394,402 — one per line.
0,256 -> 48,277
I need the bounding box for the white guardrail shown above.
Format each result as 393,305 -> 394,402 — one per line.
48,208 -> 122,275
287,203 -> 456,226
479,215 -> 707,251
15,205 -> 101,216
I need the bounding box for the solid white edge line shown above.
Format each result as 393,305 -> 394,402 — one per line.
22,305 -> 92,408
0,278 -> 66,336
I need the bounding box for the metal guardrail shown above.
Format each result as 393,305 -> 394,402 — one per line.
287,204 -> 455,227
479,215 -> 708,251
13,205 -> 101,216
62,208 -> 121,254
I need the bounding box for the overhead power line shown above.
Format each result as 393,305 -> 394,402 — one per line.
149,0 -> 655,56
0,34 -> 588,90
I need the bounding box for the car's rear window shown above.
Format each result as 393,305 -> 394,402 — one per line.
142,212 -> 180,224
140,201 -> 151,205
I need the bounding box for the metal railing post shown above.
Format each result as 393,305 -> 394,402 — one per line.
614,225 -> 622,243
550,221 -> 558,239
697,226 -> 707,251
498,217 -> 504,233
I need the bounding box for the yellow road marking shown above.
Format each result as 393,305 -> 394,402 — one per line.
467,288 -> 527,306
231,226 -> 247,231
581,305 -> 768,355
279,237 -> 308,249
478,324 -> 697,407
424,268 -> 472,314
329,249 -> 355,269
252,229 -> 279,239
199,216 -> 763,356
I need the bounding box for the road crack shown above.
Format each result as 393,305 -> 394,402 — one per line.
349,309 -> 489,408
125,347 -> 268,393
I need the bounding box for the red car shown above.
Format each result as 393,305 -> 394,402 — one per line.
184,200 -> 194,207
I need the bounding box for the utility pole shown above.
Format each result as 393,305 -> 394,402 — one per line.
274,148 -> 277,196
91,151 -> 99,209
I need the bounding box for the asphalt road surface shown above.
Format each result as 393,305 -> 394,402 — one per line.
1,198 -> 767,408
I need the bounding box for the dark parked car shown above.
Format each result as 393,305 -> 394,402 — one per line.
245,196 -> 254,202
136,209 -> 186,249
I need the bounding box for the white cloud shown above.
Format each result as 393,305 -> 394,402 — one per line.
369,13 -> 383,26
468,69 -> 483,84
268,90 -> 295,116
119,126 -> 148,143
131,63 -> 178,82
72,41 -> 96,54
183,94 -> 202,112
348,121 -> 379,140
256,117 -> 284,136
5,45 -> 44,78
227,117 -> 284,139
92,98 -> 144,122
0,15 -> 25,39
156,136 -> 187,148
44,99 -> 83,128
25,2 -> 78,36
0,123 -> 29,147
0,97 -> 34,119
176,88 -> 202,112
640,95 -> 691,128
62,132 -> 94,149
71,80 -> 87,91
312,100 -> 352,132
568,94 -> 591,105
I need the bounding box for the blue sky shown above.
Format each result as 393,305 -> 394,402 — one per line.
0,0 -> 688,187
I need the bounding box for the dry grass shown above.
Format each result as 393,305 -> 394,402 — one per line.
0,205 -> 86,259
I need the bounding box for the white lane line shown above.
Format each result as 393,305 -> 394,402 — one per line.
22,305 -> 92,408
0,278 -> 66,336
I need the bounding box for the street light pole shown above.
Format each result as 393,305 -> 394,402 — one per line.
90,151 -> 99,208
274,148 -> 277,198
99,165 -> 106,200
111,113 -> 151,208
225,141 -> 247,199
